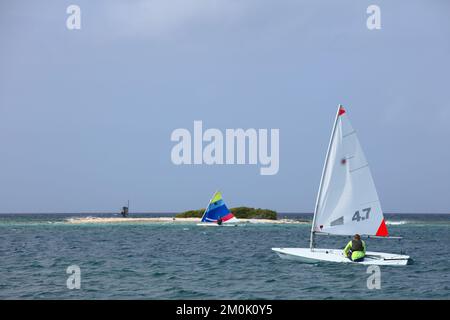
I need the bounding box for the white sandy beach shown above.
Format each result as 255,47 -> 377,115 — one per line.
66,216 -> 307,225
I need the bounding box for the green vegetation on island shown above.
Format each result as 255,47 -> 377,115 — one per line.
176,207 -> 277,220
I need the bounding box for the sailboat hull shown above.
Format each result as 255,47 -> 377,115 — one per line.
196,223 -> 240,227
272,248 -> 410,266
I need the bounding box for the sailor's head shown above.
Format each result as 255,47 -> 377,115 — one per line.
353,234 -> 361,240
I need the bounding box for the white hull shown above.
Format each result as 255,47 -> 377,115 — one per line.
272,248 -> 410,266
196,223 -> 240,227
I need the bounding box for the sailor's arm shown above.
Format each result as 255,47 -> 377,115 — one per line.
343,241 -> 352,255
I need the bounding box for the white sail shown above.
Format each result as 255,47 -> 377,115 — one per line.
312,106 -> 388,237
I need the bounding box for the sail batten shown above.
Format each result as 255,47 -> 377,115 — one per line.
311,105 -> 388,241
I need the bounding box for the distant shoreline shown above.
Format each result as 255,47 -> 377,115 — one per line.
0,212 -> 449,215
66,217 -> 306,225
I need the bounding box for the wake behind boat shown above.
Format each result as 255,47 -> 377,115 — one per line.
272,105 -> 410,266
197,191 -> 241,227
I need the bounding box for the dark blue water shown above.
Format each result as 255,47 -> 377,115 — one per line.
0,213 -> 449,299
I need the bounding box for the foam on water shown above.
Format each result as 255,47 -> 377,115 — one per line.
386,221 -> 408,225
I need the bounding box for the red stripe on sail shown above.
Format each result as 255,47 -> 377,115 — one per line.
338,106 -> 346,116
221,213 -> 235,222
375,219 -> 389,237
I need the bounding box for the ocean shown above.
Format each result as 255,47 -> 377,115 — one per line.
0,213 -> 448,299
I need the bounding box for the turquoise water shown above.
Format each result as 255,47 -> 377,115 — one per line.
0,213 -> 449,299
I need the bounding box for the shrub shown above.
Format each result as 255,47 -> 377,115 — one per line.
175,207 -> 277,220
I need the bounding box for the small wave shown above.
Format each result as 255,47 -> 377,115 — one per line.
386,221 -> 408,225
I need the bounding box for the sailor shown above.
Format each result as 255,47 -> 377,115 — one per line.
343,234 -> 366,262
217,217 -> 223,226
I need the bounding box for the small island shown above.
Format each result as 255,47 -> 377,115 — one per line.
65,207 -> 310,225
175,207 -> 277,220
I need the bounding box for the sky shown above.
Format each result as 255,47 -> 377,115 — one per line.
1,0 -> 449,213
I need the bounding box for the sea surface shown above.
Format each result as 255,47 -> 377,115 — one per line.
0,213 -> 449,299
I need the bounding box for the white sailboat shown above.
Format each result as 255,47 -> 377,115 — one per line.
272,105 -> 410,266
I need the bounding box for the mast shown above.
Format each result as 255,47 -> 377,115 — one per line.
310,105 -> 342,250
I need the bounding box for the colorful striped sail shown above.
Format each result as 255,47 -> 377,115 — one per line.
201,192 -> 239,224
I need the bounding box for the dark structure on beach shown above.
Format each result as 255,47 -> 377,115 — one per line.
121,200 -> 130,217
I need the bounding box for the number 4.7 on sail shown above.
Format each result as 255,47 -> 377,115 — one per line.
352,208 -> 371,222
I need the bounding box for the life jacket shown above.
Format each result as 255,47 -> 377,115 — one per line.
351,239 -> 364,252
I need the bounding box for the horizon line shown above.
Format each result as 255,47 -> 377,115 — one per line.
0,211 -> 448,215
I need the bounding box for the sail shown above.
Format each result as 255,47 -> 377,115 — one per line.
201,191 -> 239,224
313,106 -> 388,237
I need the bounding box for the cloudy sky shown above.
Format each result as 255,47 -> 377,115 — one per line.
1,0 -> 449,213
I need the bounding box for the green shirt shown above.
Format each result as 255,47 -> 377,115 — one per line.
343,240 -> 366,261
